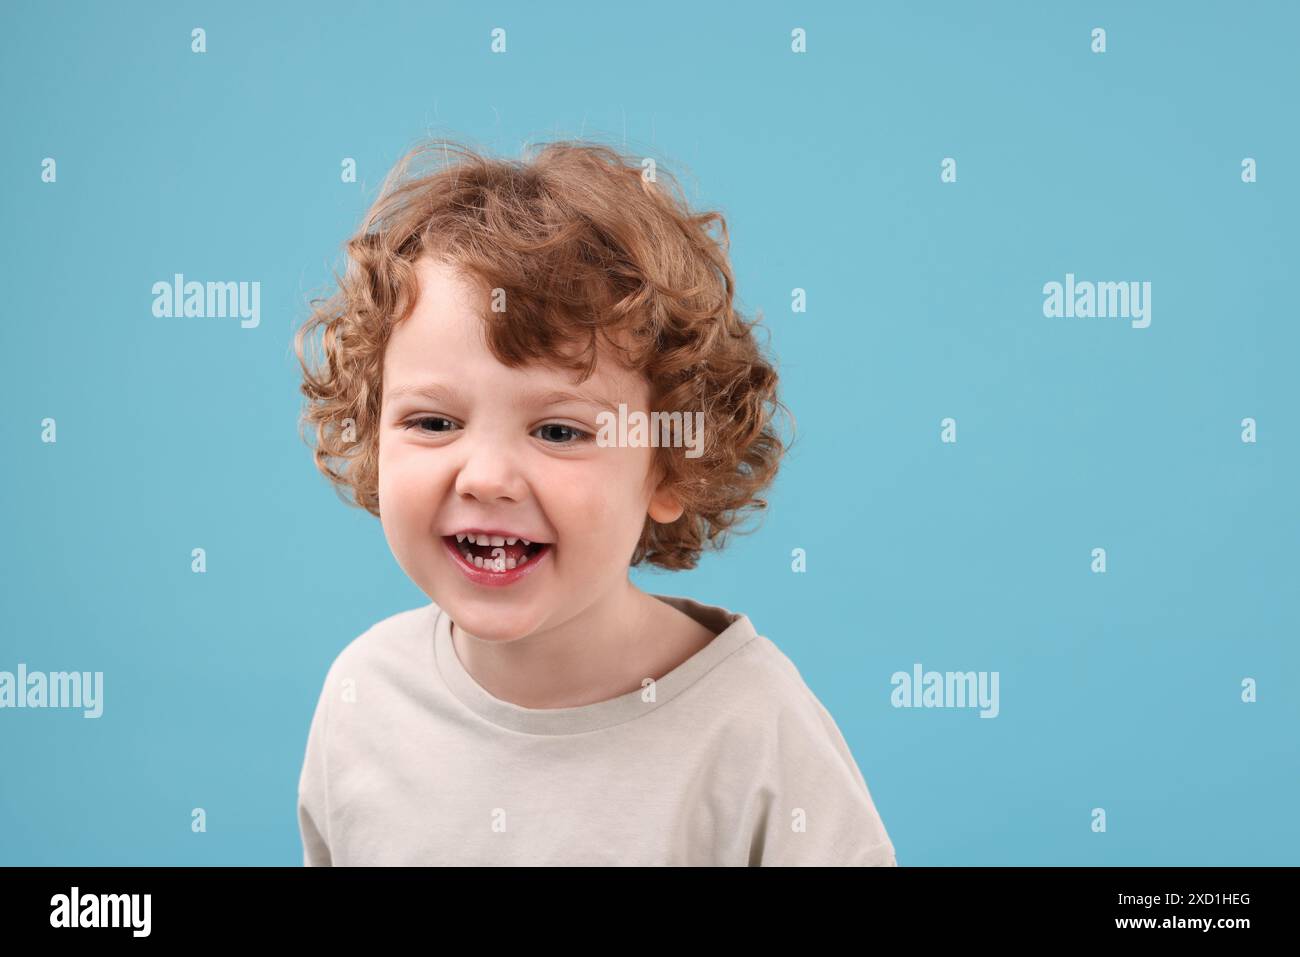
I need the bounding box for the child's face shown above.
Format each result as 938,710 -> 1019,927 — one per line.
377,255 -> 681,642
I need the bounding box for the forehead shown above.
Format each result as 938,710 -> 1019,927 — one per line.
383,255 -> 646,401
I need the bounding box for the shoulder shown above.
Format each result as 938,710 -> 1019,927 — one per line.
324,601 -> 438,678
722,636 -> 859,751
689,622 -> 866,776
307,602 -> 440,715
710,630 -> 896,865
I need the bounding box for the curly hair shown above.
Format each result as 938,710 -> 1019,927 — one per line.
294,136 -> 795,571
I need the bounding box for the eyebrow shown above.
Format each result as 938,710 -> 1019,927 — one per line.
386,381 -> 622,414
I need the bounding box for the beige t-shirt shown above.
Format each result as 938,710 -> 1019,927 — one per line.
297,594 -> 897,866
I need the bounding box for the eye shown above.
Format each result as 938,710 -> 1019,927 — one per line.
534,423 -> 591,445
401,417 -> 590,445
404,416 -> 458,434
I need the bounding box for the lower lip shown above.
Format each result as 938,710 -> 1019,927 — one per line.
442,537 -> 552,588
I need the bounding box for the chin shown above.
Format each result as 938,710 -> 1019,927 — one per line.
446,604 -> 540,643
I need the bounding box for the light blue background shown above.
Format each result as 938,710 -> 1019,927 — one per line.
2,0 -> 1296,865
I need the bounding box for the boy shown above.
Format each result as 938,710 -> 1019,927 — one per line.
293,138 -> 896,866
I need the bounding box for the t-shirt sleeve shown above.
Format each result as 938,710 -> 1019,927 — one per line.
297,671 -> 334,867
747,694 -> 897,867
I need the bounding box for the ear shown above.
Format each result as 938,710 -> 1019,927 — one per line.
647,486 -> 685,524
646,470 -> 685,524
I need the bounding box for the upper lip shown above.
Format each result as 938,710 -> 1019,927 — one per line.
446,528 -> 550,543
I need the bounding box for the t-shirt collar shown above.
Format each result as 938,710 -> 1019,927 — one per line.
431,593 -> 757,735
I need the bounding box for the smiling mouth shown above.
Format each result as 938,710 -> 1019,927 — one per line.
443,535 -> 549,572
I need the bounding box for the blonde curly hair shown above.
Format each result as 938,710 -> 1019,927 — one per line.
294,137 -> 794,571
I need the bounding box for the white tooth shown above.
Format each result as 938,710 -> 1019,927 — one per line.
521,538 -> 531,546
455,533 -> 466,543
473,556 -> 485,568
473,534 -> 489,545
505,537 -> 518,546
506,557 -> 518,569
490,535 -> 505,546
516,551 -> 528,566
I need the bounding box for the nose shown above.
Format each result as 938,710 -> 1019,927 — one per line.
453,433 -> 526,503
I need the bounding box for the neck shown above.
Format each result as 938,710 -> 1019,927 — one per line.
451,579 -> 660,710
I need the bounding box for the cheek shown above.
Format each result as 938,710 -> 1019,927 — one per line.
555,454 -> 653,542
376,443 -> 440,589
377,441 -> 438,529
